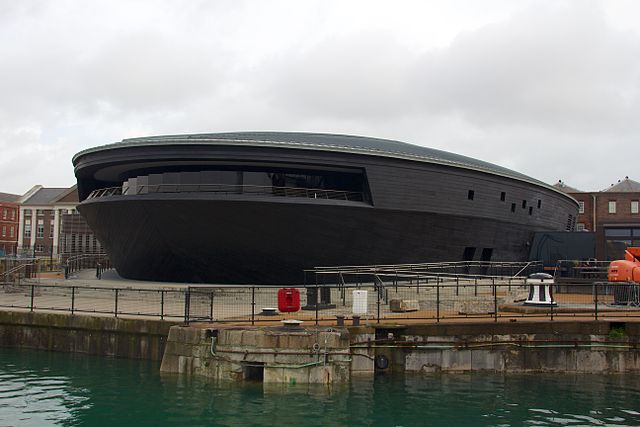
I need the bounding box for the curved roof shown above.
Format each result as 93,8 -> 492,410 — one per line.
73,131 -> 559,193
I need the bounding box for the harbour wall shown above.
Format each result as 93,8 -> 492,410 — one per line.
1,310 -> 639,379
0,310 -> 178,361
161,321 -> 640,383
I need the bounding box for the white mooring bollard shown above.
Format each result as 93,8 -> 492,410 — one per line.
524,273 -> 557,306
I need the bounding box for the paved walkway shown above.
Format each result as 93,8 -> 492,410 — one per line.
3,269 -> 639,325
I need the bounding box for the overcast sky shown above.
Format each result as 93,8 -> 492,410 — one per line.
1,0 -> 639,195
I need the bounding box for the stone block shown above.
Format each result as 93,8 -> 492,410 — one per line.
167,326 -> 184,343
351,332 -> 374,344
576,350 -> 608,373
264,366 -> 313,384
177,355 -> 193,374
159,355 -> 179,373
470,349 -> 504,371
441,349 -> 471,371
308,365 -> 334,384
240,330 -> 258,347
389,299 -> 419,312
405,350 -> 442,372
350,349 -> 374,374
256,332 -> 279,348
217,329 -> 231,344
455,300 -> 494,315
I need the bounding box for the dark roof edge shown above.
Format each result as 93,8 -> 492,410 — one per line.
73,134 -> 577,204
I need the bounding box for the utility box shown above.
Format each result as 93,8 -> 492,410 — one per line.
352,290 -> 368,315
278,288 -> 301,312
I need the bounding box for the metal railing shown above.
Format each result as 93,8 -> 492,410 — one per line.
183,280 -> 640,325
62,253 -> 111,279
4,278 -> 639,325
0,283 -> 186,320
87,184 -> 366,202
553,259 -> 611,283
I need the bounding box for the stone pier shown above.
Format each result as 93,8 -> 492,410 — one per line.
160,321 -> 640,383
160,325 -> 354,384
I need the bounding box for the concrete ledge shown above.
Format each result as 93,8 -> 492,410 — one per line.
0,310 -> 179,361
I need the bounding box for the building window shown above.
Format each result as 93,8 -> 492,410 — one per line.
10,210 -> 15,220
632,201 -> 639,214
35,244 -> 44,252
537,200 -> 542,209
9,226 -> 14,237
36,219 -> 44,238
24,209 -> 31,216
467,190 -> 475,200
500,192 -> 506,201
24,219 -> 31,239
37,209 -> 44,216
522,200 -> 527,209
578,201 -> 584,214
511,203 -> 516,213
528,206 -> 533,216
609,201 -> 617,214
50,219 -> 55,238
577,223 -> 585,231
1,226 -> 5,237
2,209 -> 6,219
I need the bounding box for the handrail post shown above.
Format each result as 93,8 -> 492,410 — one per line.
315,285 -> 319,326
251,287 -> 256,326
160,290 -> 165,320
436,280 -> 440,322
377,287 -> 381,324
114,289 -> 119,318
594,282 -> 598,321
71,286 -> 75,315
30,285 -> 35,312
184,287 -> 191,325
209,291 -> 214,322
493,282 -> 498,322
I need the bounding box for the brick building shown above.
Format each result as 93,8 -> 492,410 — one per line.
16,185 -> 103,258
0,192 -> 20,256
554,177 -> 640,260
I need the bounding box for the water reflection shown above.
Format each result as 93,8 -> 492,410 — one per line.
1,348 -> 639,426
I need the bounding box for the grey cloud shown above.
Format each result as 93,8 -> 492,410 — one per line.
79,32 -> 224,111
261,31 -> 416,119
411,2 -> 640,132
259,1 -> 640,136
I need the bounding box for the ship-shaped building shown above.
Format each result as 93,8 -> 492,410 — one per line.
73,132 -> 578,284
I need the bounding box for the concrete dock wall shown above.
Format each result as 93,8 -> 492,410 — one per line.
161,321 -> 640,383
366,321 -> 640,374
160,326 -> 352,384
0,310 -> 178,361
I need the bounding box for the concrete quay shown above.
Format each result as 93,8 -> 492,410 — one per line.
160,320 -> 640,384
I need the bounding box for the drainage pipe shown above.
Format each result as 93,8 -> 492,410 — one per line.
349,342 -> 635,350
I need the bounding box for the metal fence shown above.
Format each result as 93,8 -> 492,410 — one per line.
0,283 -> 186,320
553,260 -> 611,283
4,280 -> 639,325
2,259 -> 637,324
184,281 -> 640,325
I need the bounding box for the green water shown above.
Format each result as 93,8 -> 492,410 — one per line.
1,348 -> 639,426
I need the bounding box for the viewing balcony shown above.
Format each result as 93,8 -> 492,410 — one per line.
86,184 -> 366,203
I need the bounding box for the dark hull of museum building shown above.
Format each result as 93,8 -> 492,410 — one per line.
73,132 -> 579,285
